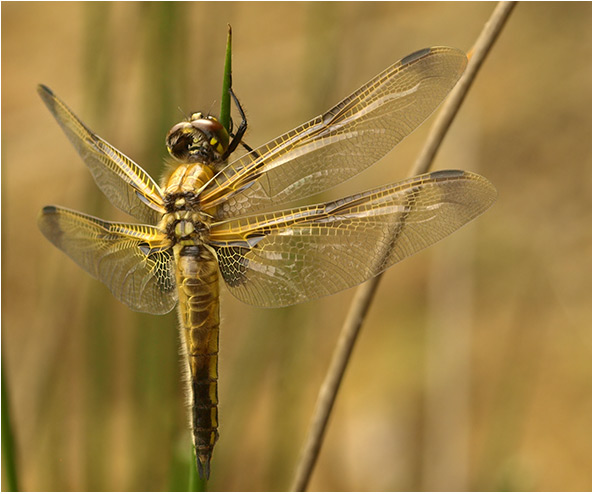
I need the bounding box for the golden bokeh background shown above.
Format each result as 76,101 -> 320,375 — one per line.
2,2 -> 591,491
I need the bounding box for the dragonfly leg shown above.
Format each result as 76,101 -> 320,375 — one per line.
223,88 -> 260,160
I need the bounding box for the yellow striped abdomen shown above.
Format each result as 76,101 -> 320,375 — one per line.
175,244 -> 220,479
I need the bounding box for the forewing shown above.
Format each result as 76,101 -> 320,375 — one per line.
210,170 -> 496,308
200,47 -> 468,219
38,85 -> 165,224
38,206 -> 176,314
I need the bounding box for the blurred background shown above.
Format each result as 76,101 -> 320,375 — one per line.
2,2 -> 591,491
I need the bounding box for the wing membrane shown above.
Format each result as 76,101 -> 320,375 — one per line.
201,47 -> 468,219
38,85 -> 165,224
38,206 -> 176,314
210,170 -> 496,308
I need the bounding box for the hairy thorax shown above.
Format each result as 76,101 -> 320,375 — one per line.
160,163 -> 216,248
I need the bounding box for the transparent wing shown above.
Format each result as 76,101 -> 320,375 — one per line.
38,206 -> 176,314
200,47 -> 468,219
38,85 -> 165,224
210,170 -> 496,308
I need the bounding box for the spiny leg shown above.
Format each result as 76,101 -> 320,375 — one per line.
223,88 -> 260,160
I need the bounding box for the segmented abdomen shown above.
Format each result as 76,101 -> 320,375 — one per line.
175,245 -> 220,480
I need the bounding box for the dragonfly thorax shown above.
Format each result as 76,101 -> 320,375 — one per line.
161,161 -> 216,247
166,113 -> 229,164
161,209 -> 211,245
163,162 -> 215,200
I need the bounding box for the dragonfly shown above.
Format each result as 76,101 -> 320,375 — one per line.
38,46 -> 496,480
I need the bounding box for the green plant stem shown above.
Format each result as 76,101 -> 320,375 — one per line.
2,357 -> 19,492
219,25 -> 233,134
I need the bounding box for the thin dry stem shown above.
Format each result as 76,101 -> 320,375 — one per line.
290,2 -> 517,491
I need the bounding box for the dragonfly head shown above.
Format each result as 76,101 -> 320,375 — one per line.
166,113 -> 230,164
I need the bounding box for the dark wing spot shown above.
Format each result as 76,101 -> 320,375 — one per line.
429,169 -> 465,180
139,243 -> 175,294
401,47 -> 431,65
216,246 -> 250,288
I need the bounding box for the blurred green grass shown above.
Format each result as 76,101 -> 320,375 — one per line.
2,2 -> 591,491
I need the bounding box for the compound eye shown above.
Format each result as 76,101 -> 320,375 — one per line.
167,132 -> 194,161
165,114 -> 231,163
191,117 -> 223,133
191,118 -> 229,156
166,122 -> 194,161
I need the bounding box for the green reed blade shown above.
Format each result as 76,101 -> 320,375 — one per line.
2,357 -> 19,492
219,25 -> 233,133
